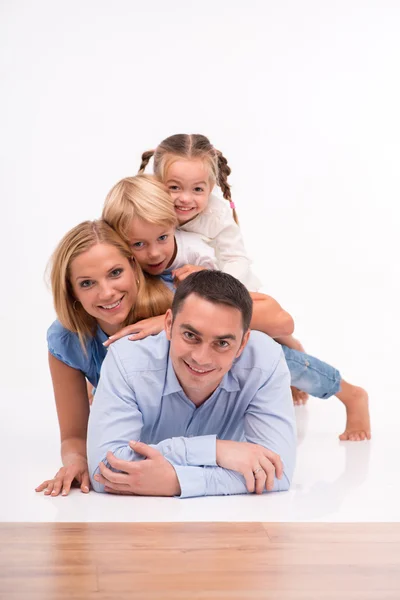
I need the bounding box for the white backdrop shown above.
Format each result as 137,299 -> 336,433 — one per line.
1,0 -> 399,436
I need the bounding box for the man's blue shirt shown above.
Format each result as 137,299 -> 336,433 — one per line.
87,330 -> 296,498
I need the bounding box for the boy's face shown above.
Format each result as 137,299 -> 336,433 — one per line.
127,217 -> 176,276
164,159 -> 214,225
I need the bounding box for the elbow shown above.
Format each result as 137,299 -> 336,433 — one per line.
91,480 -> 105,494
277,472 -> 292,492
87,450 -> 107,493
88,464 -> 105,493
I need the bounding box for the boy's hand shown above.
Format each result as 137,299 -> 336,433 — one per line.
103,315 -> 166,347
172,265 -> 207,285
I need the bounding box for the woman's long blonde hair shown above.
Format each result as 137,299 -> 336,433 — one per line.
102,173 -> 177,239
49,220 -> 172,349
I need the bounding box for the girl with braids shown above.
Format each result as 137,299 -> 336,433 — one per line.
138,134 -> 261,292
102,173 -> 371,443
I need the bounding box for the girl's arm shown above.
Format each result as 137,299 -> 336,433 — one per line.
212,220 -> 261,290
181,196 -> 261,290
35,353 -> 91,496
250,292 -> 294,338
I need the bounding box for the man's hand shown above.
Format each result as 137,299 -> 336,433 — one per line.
172,265 -> 207,285
216,440 -> 283,494
93,442 -> 181,496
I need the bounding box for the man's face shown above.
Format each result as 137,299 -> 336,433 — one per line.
165,293 -> 250,405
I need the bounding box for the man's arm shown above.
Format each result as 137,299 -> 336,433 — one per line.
171,350 -> 296,498
87,346 -> 217,493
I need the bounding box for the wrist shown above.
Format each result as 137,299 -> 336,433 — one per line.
215,439 -> 226,466
62,452 -> 87,467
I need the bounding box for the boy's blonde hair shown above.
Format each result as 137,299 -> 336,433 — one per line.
49,219 -> 172,350
102,173 -> 177,241
138,133 -> 238,224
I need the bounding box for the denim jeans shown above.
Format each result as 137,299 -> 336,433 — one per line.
281,345 -> 341,399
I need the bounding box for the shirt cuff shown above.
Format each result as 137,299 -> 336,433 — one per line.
184,434 -> 217,466
173,465 -> 207,498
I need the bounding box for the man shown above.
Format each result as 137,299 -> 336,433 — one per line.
88,271 -> 296,497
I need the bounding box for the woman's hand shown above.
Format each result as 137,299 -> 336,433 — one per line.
103,315 -> 166,347
35,457 -> 90,497
172,265 -> 207,285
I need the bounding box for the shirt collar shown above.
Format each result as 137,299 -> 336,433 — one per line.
218,367 -> 241,393
163,353 -> 184,396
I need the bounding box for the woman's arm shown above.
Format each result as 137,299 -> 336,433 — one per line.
35,353 -> 91,496
250,292 -> 294,338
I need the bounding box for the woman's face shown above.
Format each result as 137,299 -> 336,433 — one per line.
70,242 -> 138,336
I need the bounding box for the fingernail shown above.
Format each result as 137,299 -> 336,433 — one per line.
129,440 -> 137,446
94,475 -> 100,481
82,486 -> 89,492
51,490 -> 57,495
61,490 -> 67,496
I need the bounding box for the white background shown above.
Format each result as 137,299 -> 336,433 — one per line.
1,0 -> 399,521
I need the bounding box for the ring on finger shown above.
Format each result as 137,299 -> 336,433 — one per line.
253,467 -> 263,475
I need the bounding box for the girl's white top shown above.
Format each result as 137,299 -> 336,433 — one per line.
179,193 -> 261,291
168,229 -> 218,272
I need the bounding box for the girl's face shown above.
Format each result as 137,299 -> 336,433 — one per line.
164,159 -> 214,225
70,243 -> 138,336
127,217 -> 176,276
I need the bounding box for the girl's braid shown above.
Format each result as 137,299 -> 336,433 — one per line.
138,150 -> 155,174
216,150 -> 238,224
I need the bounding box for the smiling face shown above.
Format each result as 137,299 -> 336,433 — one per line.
164,159 -> 214,225
165,293 -> 250,406
127,217 -> 176,276
70,242 -> 138,336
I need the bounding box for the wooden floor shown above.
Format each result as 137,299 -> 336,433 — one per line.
1,523 -> 400,599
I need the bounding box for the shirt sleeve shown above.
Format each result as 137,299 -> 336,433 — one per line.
171,350 -> 296,498
180,196 -> 262,290
206,201 -> 261,291
188,249 -> 218,270
47,320 -> 90,373
212,222 -> 261,290
87,346 -> 217,493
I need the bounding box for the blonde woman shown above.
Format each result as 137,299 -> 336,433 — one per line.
36,220 -> 172,497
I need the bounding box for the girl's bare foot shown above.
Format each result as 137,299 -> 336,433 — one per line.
337,382 -> 371,441
291,386 -> 309,405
